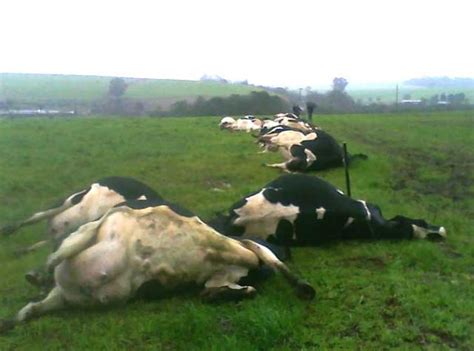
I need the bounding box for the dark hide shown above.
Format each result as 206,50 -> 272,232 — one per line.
208,174 -> 445,245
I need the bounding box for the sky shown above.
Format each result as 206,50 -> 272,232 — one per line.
0,0 -> 472,88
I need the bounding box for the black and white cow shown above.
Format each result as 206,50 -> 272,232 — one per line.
219,116 -> 262,132
209,174 -> 446,246
0,199 -> 315,333
261,128 -> 366,172
273,114 -> 316,134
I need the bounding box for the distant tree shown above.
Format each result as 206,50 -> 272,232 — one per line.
455,92 -> 466,104
134,102 -> 145,115
325,90 -> 356,112
403,93 -> 411,100
440,93 -> 447,102
429,94 -> 439,105
332,77 -> 348,92
109,78 -> 128,98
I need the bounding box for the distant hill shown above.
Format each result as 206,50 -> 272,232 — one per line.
0,73 -> 265,109
404,76 -> 474,89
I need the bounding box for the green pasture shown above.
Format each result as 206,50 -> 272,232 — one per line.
0,73 -> 262,103
0,112 -> 473,350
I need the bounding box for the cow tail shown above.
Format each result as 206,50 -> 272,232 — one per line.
349,153 -> 368,163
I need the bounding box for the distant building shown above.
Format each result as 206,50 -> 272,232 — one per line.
400,99 -> 422,105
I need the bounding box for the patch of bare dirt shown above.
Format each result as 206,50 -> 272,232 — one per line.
344,129 -> 474,203
391,148 -> 474,203
416,328 -> 465,350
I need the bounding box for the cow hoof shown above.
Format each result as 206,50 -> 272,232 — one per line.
13,248 -> 29,258
25,271 -> 44,288
295,280 -> 316,300
0,319 -> 16,334
0,224 -> 18,236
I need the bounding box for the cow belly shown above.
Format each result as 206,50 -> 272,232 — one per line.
293,214 -> 348,244
55,239 -> 130,304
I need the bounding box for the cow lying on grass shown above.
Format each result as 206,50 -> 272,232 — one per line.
219,116 -> 262,132
209,174 -> 447,245
273,113 -> 316,134
259,127 -> 367,172
0,199 -> 315,333
0,177 -> 163,285
1,176 -> 162,248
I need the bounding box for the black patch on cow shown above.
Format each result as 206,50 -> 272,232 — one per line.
261,187 -> 280,203
98,176 -> 163,201
71,188 -> 91,205
286,145 -> 309,172
226,174 -> 373,245
135,280 -> 200,300
259,125 -> 295,136
300,130 -> 344,171
274,219 -> 294,245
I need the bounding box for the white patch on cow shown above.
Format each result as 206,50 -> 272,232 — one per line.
304,148 -> 317,166
358,200 -> 371,220
233,189 -> 300,239
49,183 -> 126,240
304,132 -> 318,141
315,207 -> 326,220
262,120 -> 279,129
412,224 -> 447,239
136,195 -> 147,200
344,217 -> 354,228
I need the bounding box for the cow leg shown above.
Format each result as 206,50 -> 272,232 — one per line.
46,217 -> 104,272
0,189 -> 87,236
25,267 -> 54,292
265,162 -> 290,172
14,240 -> 48,257
201,284 -> 257,302
240,240 -> 315,300
201,266 -> 257,302
0,287 -> 65,333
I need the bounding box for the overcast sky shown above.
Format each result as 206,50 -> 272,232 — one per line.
1,0 -> 472,88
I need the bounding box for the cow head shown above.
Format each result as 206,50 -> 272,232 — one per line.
389,216 -> 447,240
219,117 -> 236,130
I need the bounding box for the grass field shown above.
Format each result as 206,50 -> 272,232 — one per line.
0,73 -> 263,104
0,112 -> 473,350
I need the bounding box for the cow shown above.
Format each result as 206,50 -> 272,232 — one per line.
261,128 -> 366,172
273,115 -> 316,134
0,199 -> 315,333
219,116 -> 262,132
257,126 -> 318,153
260,119 -> 281,132
208,174 -> 446,246
0,176 -> 163,286
273,113 -> 300,120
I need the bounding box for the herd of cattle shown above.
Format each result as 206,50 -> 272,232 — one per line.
0,112 -> 446,333
219,113 -> 367,172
